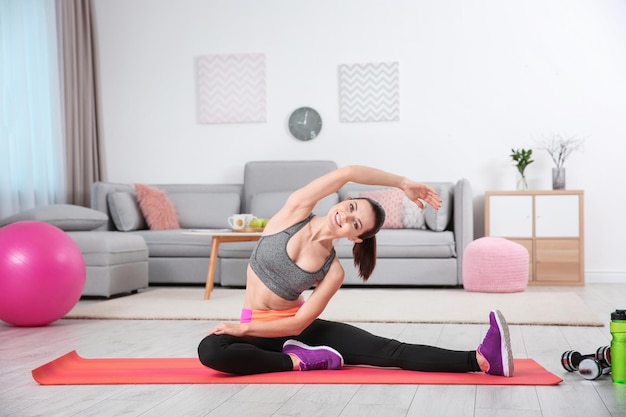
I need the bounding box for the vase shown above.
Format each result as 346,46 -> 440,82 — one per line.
516,172 -> 528,190
552,167 -> 565,190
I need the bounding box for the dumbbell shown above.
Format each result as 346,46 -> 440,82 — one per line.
562,346 -> 611,371
561,346 -> 611,380
578,357 -> 611,380
595,345 -> 611,367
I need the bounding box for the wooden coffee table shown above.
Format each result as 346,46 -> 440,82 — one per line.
183,229 -> 262,299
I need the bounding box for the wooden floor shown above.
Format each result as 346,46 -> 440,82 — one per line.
2,284 -> 626,417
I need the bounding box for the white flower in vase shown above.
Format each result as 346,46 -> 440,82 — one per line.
537,133 -> 585,190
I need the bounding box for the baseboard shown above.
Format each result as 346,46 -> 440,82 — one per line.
585,270 -> 626,284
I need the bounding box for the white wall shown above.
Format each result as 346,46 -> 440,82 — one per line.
93,0 -> 626,283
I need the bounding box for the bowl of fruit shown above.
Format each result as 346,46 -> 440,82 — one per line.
245,218 -> 269,232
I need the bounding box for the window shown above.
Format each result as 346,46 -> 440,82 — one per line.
0,0 -> 65,219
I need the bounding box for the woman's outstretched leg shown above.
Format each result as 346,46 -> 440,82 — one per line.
295,310 -> 514,376
296,319 -> 480,372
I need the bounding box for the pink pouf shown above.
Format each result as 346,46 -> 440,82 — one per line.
463,237 -> 529,293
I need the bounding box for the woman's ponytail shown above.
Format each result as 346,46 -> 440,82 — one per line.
353,236 -> 377,281
352,197 -> 386,281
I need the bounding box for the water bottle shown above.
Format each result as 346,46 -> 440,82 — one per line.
610,309 -> 626,383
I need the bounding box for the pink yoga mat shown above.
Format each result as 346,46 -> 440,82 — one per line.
32,351 -> 563,386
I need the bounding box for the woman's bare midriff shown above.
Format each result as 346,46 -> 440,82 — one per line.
243,265 -> 305,311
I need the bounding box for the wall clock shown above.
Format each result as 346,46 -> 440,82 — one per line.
288,107 -> 322,141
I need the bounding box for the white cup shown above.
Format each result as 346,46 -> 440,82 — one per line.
228,214 -> 256,230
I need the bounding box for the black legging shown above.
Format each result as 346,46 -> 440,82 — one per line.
198,319 -> 481,375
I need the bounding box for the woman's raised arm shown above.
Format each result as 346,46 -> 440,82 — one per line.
288,165 -> 442,211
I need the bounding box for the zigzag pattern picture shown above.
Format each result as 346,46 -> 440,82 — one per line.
196,53 -> 266,124
339,62 -> 399,122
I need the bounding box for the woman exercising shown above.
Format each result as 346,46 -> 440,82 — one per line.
198,165 -> 513,377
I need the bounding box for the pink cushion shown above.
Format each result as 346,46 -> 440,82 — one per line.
135,184 -> 181,230
359,188 -> 404,229
463,237 -> 529,293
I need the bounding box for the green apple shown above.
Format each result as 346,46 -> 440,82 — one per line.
249,218 -> 269,228
249,218 -> 264,228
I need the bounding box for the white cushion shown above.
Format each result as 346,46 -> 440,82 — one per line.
0,204 -> 108,231
107,192 -> 146,232
424,184 -> 453,232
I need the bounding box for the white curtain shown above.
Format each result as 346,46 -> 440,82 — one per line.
0,0 -> 66,219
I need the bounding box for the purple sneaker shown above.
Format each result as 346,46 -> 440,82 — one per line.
283,340 -> 344,371
478,310 -> 514,377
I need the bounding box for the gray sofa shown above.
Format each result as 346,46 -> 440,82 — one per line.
91,161 -> 473,288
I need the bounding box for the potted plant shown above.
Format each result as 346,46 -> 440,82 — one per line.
510,148 -> 534,190
537,134 -> 585,190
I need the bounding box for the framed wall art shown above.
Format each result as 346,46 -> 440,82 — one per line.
196,53 -> 266,124
338,61 -> 399,123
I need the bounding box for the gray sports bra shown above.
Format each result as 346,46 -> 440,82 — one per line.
249,214 -> 336,301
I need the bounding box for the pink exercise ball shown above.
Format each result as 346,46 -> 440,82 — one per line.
0,221 -> 86,326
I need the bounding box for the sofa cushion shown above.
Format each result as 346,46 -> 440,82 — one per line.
0,204 -> 108,231
131,230 -> 212,257
135,184 -> 181,230
243,161 -> 338,212
357,188 -> 426,230
402,194 -> 426,229
334,229 -> 456,258
425,183 -> 453,232
169,192 -> 240,229
68,231 -> 148,266
107,192 -> 147,232
250,191 -> 339,218
359,188 -> 404,229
